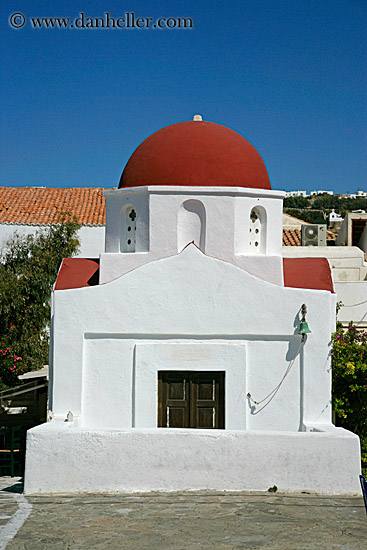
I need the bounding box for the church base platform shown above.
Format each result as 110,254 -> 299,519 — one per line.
24,423 -> 361,495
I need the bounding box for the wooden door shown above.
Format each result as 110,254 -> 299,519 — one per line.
158,372 -> 190,428
158,371 -> 224,429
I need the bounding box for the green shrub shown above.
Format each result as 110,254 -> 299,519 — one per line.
0,214 -> 80,376
332,323 -> 367,475
0,341 -> 25,392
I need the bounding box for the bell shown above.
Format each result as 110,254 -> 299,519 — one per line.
299,321 -> 311,335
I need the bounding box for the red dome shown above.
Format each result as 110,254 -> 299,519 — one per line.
119,121 -> 271,189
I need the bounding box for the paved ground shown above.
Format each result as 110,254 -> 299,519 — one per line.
0,478 -> 366,549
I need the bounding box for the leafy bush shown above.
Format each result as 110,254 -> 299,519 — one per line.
0,214 -> 80,377
0,342 -> 25,392
284,208 -> 326,225
332,324 -> 367,475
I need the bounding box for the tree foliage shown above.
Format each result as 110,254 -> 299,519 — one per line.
332,323 -> 367,475
284,208 -> 326,225
0,215 -> 80,378
0,342 -> 25,392
284,194 -> 367,213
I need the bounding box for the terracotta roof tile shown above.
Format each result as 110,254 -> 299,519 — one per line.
0,187 -> 107,226
283,228 -> 301,246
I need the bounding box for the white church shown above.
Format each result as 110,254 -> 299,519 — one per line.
25,118 -> 361,494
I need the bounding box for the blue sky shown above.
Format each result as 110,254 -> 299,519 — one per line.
1,0 -> 366,193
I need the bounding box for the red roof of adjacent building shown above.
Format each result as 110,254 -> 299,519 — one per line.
120,121 -> 272,190
55,256 -> 334,293
283,257 -> 334,293
0,187 -> 106,226
54,258 -> 100,290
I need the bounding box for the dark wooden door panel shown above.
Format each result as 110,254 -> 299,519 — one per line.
196,407 -> 214,429
158,372 -> 189,428
191,372 -> 224,429
197,381 -> 214,400
158,371 -> 224,429
168,408 -> 186,428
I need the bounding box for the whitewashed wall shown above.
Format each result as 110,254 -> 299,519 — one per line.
334,282 -> 367,328
50,245 -> 335,430
0,223 -> 105,258
102,186 -> 285,285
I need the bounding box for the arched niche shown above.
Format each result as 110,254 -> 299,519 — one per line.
120,205 -> 136,253
249,206 -> 267,254
177,200 -> 206,252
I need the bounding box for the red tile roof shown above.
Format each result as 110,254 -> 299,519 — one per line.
0,187 -> 107,226
283,228 -> 301,246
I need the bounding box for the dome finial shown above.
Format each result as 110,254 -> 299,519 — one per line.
193,114 -> 203,121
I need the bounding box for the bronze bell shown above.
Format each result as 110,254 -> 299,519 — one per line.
299,321 -> 311,334
299,304 -> 311,335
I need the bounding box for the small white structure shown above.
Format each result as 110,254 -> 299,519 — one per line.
328,209 -> 343,224
311,190 -> 334,196
285,190 -> 307,198
25,120 -> 361,494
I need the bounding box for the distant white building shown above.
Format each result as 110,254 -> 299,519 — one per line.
310,190 -> 334,196
328,209 -> 343,223
285,190 -> 307,198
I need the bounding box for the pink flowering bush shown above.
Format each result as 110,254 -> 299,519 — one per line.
332,323 -> 367,475
0,341 -> 24,392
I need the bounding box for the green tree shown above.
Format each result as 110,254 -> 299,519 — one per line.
0,215 -> 80,378
283,196 -> 309,209
332,323 -> 367,475
284,208 -> 326,225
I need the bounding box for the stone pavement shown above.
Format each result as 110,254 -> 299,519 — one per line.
0,478 -> 366,549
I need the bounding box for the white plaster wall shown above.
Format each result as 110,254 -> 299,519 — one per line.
134,343 -> 247,430
77,226 -> 105,257
334,282 -> 367,328
101,187 -> 285,285
50,245 -> 334,431
82,338 -> 135,428
104,192 -> 149,253
246,339 -> 302,431
0,223 -> 105,258
25,423 -> 361,495
0,224 -> 39,250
